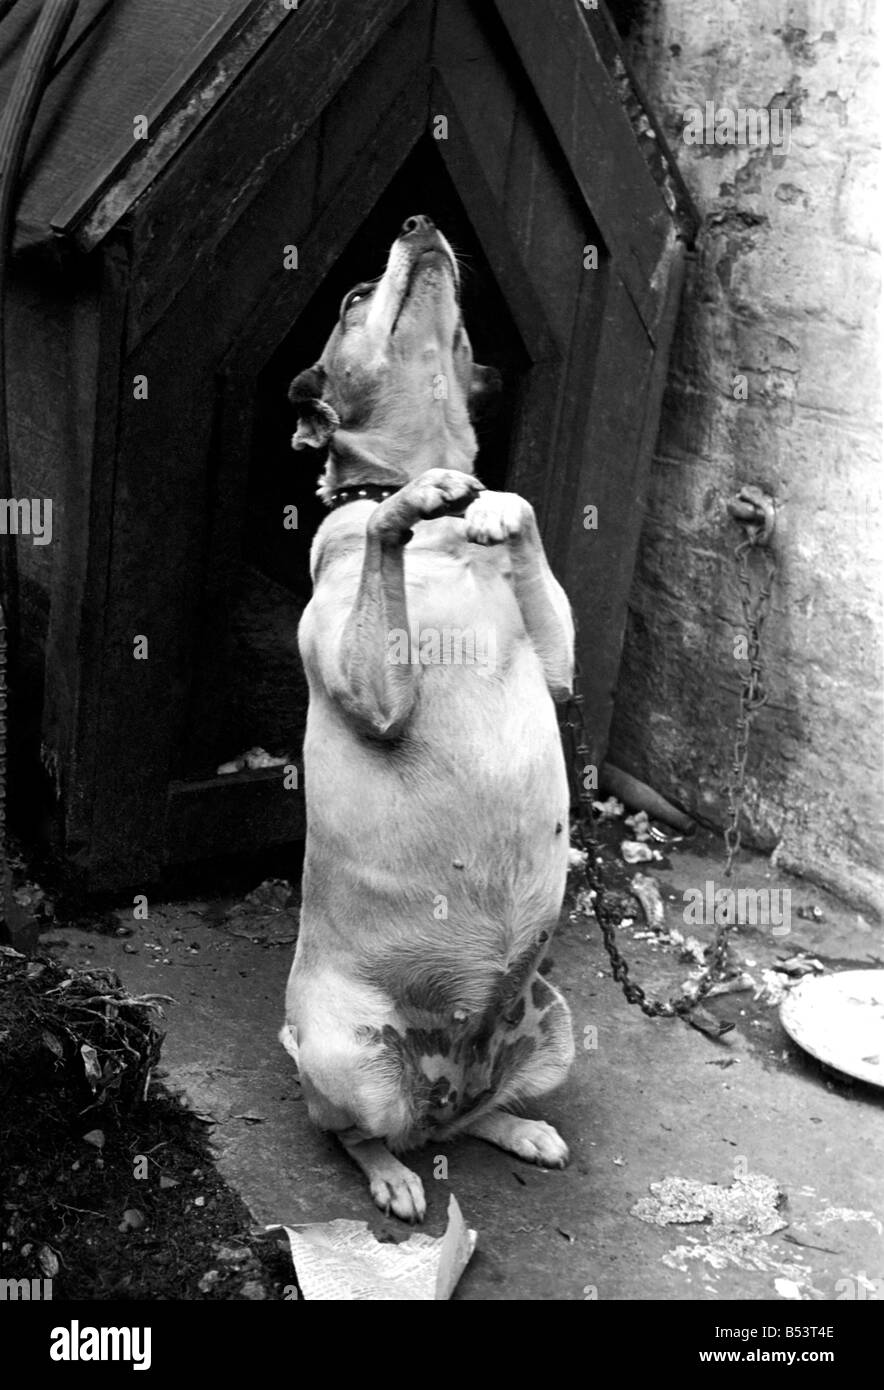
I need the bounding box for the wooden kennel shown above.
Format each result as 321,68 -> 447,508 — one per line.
0,0 -> 697,890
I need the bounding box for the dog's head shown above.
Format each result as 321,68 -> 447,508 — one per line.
289,216 -> 500,497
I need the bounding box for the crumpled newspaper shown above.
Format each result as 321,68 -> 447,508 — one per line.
274,1194 -> 476,1300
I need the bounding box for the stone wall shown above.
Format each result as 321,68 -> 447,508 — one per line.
607,1 -> 883,913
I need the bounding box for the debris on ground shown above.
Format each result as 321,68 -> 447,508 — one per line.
755,948 -> 827,1008
814,1205 -> 883,1236
666,927 -> 708,966
755,969 -> 793,1006
567,847 -> 588,871
630,873 -> 665,931
685,1005 -> 735,1038
775,954 -> 825,977
591,797 -> 624,822
0,946 -> 166,1114
705,972 -> 756,998
663,1233 -> 825,1298
632,1171 -> 786,1235
631,1172 -> 825,1294
12,879 -> 54,926
275,1194 -> 476,1300
624,810 -> 651,842
243,878 -> 294,911
221,878 -> 298,946
620,839 -> 654,864
216,746 -> 289,775
774,1275 -> 804,1299
796,904 -> 826,923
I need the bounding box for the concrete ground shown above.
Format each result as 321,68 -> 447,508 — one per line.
40,835 -> 884,1301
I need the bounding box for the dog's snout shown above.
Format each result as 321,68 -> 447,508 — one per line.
400,214 -> 435,237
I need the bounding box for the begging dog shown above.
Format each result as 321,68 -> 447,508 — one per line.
280,215 -> 576,1221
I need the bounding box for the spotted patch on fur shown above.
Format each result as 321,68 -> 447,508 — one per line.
531,975 -> 555,1010
504,996 -> 525,1028
358,963 -> 572,1145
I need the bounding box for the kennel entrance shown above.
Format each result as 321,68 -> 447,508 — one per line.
1,0 -> 697,889
182,143 -> 529,786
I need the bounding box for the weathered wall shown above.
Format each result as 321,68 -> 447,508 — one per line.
608,1 -> 883,912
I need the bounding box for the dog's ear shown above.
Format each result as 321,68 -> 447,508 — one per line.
288,364 -> 341,450
468,363 -> 503,424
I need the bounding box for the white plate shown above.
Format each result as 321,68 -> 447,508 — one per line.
780,970 -> 884,1088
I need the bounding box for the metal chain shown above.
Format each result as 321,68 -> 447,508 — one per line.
724,537 -> 777,878
561,501 -> 776,1020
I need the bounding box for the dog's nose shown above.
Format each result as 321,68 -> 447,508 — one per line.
401,214 -> 435,236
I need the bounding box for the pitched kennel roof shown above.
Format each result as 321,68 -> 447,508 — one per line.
0,0 -> 287,254
2,0 -> 697,260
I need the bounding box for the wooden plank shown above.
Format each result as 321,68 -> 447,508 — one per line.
513,259 -> 612,543
125,0 -> 416,342
559,249 -> 687,768
502,99 -> 596,344
38,240 -> 131,885
129,122 -> 321,354
316,0 -> 433,209
166,769 -> 305,866
435,0 -> 598,346
217,68 -> 429,380
80,276 -> 228,886
431,72 -> 558,362
564,279 -> 653,770
504,360 -> 566,539
490,0 -> 673,334
575,0 -> 699,248
430,61 -> 591,540
432,0 -> 517,207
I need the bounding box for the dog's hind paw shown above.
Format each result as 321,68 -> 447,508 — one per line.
466,1111 -> 570,1169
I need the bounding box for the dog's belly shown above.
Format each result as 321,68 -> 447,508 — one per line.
296,632 -> 568,1012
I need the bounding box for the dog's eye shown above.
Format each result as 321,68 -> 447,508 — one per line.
341,282 -> 376,317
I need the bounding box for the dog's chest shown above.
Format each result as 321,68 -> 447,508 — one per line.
403,534 -> 516,626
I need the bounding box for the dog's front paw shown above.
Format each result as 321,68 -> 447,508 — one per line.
463,491 -> 536,546
369,1166 -> 427,1223
467,1111 -> 570,1168
370,468 -> 483,544
506,1118 -> 570,1169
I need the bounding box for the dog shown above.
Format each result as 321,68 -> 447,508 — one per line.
280,215 -> 576,1221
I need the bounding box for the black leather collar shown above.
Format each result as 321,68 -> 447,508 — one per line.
328,483 -> 400,510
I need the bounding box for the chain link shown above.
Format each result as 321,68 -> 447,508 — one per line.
561,507 -> 777,1020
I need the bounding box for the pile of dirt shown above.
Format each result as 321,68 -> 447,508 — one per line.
0,947 -> 292,1299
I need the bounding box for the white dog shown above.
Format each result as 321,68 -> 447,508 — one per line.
280,215 -> 576,1221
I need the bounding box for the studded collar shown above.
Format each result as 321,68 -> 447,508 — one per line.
327,483 -> 400,510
